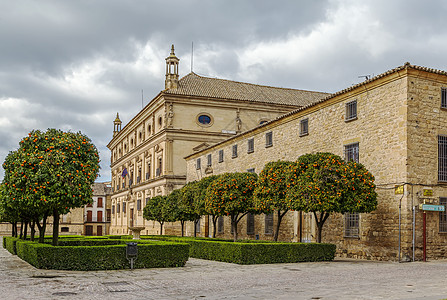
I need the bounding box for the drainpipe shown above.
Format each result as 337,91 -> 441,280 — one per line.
398,196 -> 402,263
397,188 -> 405,263
412,185 -> 415,262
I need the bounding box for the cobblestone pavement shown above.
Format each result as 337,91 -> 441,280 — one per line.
1,239 -> 447,300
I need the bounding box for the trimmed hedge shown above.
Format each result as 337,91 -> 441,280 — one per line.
15,239 -> 189,270
142,236 -> 336,264
4,236 -> 20,255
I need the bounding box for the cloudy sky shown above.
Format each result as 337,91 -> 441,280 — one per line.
1,0 -> 447,182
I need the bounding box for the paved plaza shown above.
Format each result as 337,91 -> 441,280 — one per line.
1,239 -> 447,300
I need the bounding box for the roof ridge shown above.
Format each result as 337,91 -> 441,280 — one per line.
178,72 -> 329,94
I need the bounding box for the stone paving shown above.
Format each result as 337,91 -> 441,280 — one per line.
1,238 -> 447,300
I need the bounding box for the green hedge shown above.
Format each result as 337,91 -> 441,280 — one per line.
142,236 -> 336,264
3,236 -> 20,255
15,239 -> 189,270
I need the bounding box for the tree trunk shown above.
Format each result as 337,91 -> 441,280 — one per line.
159,221 -> 164,235
193,219 -> 199,237
231,216 -> 238,242
52,209 -> 60,246
11,222 -> 16,237
19,221 -> 23,239
36,213 -> 48,243
274,210 -> 288,242
212,215 -> 218,238
23,221 -> 28,240
313,211 -> 330,243
30,220 -> 36,242
180,221 -> 185,237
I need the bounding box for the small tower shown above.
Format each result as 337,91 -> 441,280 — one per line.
113,113 -> 122,136
165,44 -> 180,89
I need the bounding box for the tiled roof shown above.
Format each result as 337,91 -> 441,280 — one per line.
185,63 -> 445,159
164,72 -> 329,107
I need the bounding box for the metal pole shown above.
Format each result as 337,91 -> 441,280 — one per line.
398,198 -> 401,262
412,185 -> 415,262
423,212 -> 426,262
413,205 -> 415,262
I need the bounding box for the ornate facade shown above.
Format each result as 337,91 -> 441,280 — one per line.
107,46 -> 328,235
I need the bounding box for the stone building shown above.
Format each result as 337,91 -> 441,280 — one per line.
82,182 -> 112,236
107,45 -> 328,236
186,63 -> 447,261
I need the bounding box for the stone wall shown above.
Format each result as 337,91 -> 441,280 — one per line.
186,70 -> 415,260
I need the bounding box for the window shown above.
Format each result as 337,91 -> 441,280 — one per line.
218,216 -> 224,233
198,114 -> 212,125
345,100 -> 357,121
439,135 -> 447,182
196,158 -> 201,170
146,161 -> 151,180
442,88 -> 447,108
207,154 -> 212,167
218,150 -> 224,163
265,132 -> 273,147
97,197 -> 103,208
87,211 -> 92,222
145,197 -> 150,206
247,138 -> 254,153
97,211 -> 103,222
265,213 -> 274,234
106,209 -> 111,222
61,227 -> 69,232
195,219 -> 201,233
157,157 -> 162,176
123,202 -> 126,213
440,197 -> 447,232
112,205 -> 115,215
158,116 -> 162,126
300,118 -> 309,136
344,143 -> 359,163
117,203 -> 120,215
137,199 -> 142,211
344,212 -> 359,237
246,213 -> 255,235
247,168 -> 255,173
232,145 -> 238,158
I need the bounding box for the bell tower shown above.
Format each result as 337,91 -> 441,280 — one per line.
113,112 -> 122,136
165,44 -> 179,89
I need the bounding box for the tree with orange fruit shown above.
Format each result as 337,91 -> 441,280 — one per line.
254,160 -> 294,241
286,152 -> 377,243
1,129 -> 100,245
205,172 -> 258,241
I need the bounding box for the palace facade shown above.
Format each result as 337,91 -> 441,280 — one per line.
107,46 -> 328,235
186,63 -> 447,261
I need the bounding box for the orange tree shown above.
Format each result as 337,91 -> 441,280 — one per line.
0,181 -> 22,237
166,188 -> 196,237
286,152 -> 377,243
254,160 -> 294,241
205,172 -> 258,241
143,195 -> 174,235
181,175 -> 220,237
2,129 -> 100,245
